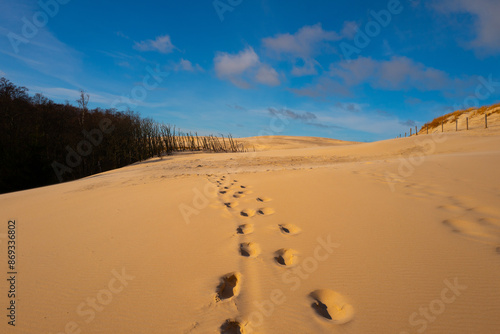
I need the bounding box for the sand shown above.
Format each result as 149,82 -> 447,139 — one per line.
1,126 -> 500,333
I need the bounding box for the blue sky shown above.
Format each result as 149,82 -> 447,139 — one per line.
1,0 -> 500,141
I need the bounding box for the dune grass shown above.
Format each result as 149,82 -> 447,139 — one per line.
421,102 -> 500,132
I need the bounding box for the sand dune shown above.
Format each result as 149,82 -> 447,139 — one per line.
1,128 -> 500,333
237,135 -> 357,151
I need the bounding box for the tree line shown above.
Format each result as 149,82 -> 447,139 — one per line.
0,77 -> 243,194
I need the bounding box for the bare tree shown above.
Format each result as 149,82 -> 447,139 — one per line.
76,89 -> 89,126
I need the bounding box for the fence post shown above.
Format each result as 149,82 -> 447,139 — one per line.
415,125 -> 418,135
405,132 -> 407,138
466,117 -> 468,130
426,125 -> 429,134
456,119 -> 458,131
485,113 -> 488,129
441,121 -> 444,132
410,128 -> 412,136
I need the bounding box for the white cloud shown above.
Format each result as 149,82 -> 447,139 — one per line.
291,58 -> 320,76
255,65 -> 280,86
262,22 -> 355,77
214,47 -> 280,88
263,23 -> 341,58
330,56 -> 453,91
433,0 -> 500,54
214,47 -> 259,77
290,77 -> 351,97
340,21 -> 358,39
291,56 -> 472,98
175,58 -> 204,72
134,35 -> 175,54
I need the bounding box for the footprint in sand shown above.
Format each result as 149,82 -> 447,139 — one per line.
225,202 -> 239,209
438,204 -> 466,213
309,289 -> 354,324
257,197 -> 272,203
220,319 -> 246,334
216,272 -> 241,302
237,224 -> 254,235
233,193 -> 245,199
279,224 -> 301,235
257,207 -> 275,216
442,218 -> 500,244
240,209 -> 256,217
470,206 -> 500,217
240,242 -> 261,257
274,248 -> 298,266
219,190 -> 228,194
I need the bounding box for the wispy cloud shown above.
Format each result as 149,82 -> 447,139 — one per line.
118,61 -> 132,69
30,85 -> 176,110
0,27 -> 83,88
319,105 -> 418,135
400,119 -> 417,127
99,50 -> 136,60
226,104 -> 247,111
335,102 -> 363,113
134,35 -> 176,54
30,86 -> 119,104
116,31 -> 130,40
268,107 -> 340,129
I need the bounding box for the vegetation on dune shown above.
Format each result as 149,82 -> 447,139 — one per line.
421,102 -> 500,132
0,77 -> 244,194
